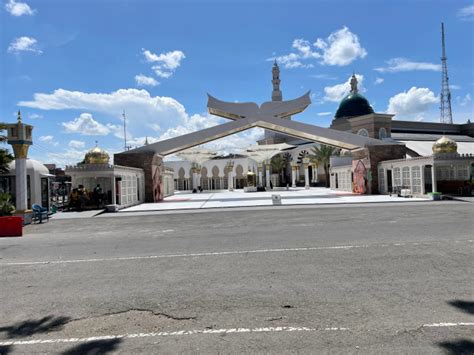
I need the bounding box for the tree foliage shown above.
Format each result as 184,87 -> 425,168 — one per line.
310,145 -> 340,187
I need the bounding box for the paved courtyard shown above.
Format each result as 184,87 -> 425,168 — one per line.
122,187 -> 428,212
0,201 -> 472,353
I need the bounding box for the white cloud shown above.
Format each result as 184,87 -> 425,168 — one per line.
457,93 -> 472,107
311,74 -> 338,80
44,148 -> 88,167
387,87 -> 438,120
135,74 -> 159,87
313,26 -> 367,66
375,58 -> 441,73
68,140 -> 85,149
5,0 -> 35,16
450,84 -> 461,90
458,5 -> 474,20
27,113 -> 43,119
149,123 -> 161,132
142,49 -> 185,78
62,113 -> 110,135
19,88 -> 188,137
374,77 -> 384,85
323,74 -> 365,102
317,112 -> 332,116
38,135 -> 58,146
7,36 -> 42,54
271,27 -> 366,68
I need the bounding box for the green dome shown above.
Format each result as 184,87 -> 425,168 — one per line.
334,93 -> 374,119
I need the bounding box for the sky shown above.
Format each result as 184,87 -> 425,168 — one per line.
1,0 -> 473,166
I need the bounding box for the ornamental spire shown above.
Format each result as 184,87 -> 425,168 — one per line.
350,73 -> 358,94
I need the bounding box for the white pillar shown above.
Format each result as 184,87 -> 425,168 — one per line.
313,165 -> 318,183
431,165 -> 437,193
228,170 -> 234,191
304,164 -> 310,189
111,176 -> 117,204
265,164 -> 271,188
258,168 -> 263,187
420,165 -> 425,195
192,171 -> 198,190
291,163 -> 297,188
15,158 -> 28,211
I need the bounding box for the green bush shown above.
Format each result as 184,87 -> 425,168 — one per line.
0,193 -> 15,216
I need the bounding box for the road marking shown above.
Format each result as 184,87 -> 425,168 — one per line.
0,326 -> 347,346
1,322 -> 473,347
422,322 -> 474,327
2,240 -> 472,267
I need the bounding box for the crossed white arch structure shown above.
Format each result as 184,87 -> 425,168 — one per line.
121,92 -> 386,157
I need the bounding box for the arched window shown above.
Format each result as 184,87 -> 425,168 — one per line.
379,127 -> 387,139
357,128 -> 369,137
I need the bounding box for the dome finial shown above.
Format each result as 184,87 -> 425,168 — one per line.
432,135 -> 457,154
17,110 -> 22,123
144,136 -> 149,146
350,73 -> 358,94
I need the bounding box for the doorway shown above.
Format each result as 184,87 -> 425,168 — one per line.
386,169 -> 392,193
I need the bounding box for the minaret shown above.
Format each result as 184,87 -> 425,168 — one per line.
272,60 -> 282,101
264,60 -> 291,143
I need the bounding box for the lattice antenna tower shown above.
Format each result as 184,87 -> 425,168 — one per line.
440,22 -> 453,124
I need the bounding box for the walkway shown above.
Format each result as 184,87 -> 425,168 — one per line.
121,188 -> 428,212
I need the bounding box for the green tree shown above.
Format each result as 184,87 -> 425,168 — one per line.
310,145 -> 340,187
0,123 -> 14,175
270,154 -> 287,185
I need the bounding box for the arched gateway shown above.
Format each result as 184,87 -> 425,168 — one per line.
115,91 -> 404,202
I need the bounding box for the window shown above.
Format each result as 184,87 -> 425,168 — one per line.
411,166 -> 421,194
457,166 -> 468,180
379,168 -> 385,193
402,167 -> 410,187
379,127 -> 387,139
357,128 -> 369,137
393,167 -> 401,187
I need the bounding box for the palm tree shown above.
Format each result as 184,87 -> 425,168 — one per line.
0,123 -> 14,175
270,154 -> 287,185
310,144 -> 340,187
0,123 -> 7,143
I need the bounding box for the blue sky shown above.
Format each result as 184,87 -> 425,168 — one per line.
1,0 -> 473,165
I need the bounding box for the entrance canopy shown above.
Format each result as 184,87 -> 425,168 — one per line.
244,143 -> 294,163
120,93 -> 389,156
175,147 -> 217,165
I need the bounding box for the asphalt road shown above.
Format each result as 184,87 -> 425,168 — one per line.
0,201 -> 473,354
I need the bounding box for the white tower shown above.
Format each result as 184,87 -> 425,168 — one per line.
272,60 -> 283,101
5,111 -> 34,218
264,61 -> 292,142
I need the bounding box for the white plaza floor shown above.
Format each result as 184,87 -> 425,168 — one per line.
120,187 -> 428,212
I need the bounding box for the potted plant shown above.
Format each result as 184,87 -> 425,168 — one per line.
428,192 -> 442,201
0,193 -> 23,237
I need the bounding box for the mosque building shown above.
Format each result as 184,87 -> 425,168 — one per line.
328,74 -> 474,195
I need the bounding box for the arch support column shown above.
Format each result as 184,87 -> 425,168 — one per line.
265,161 -> 271,189
291,162 -> 297,188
